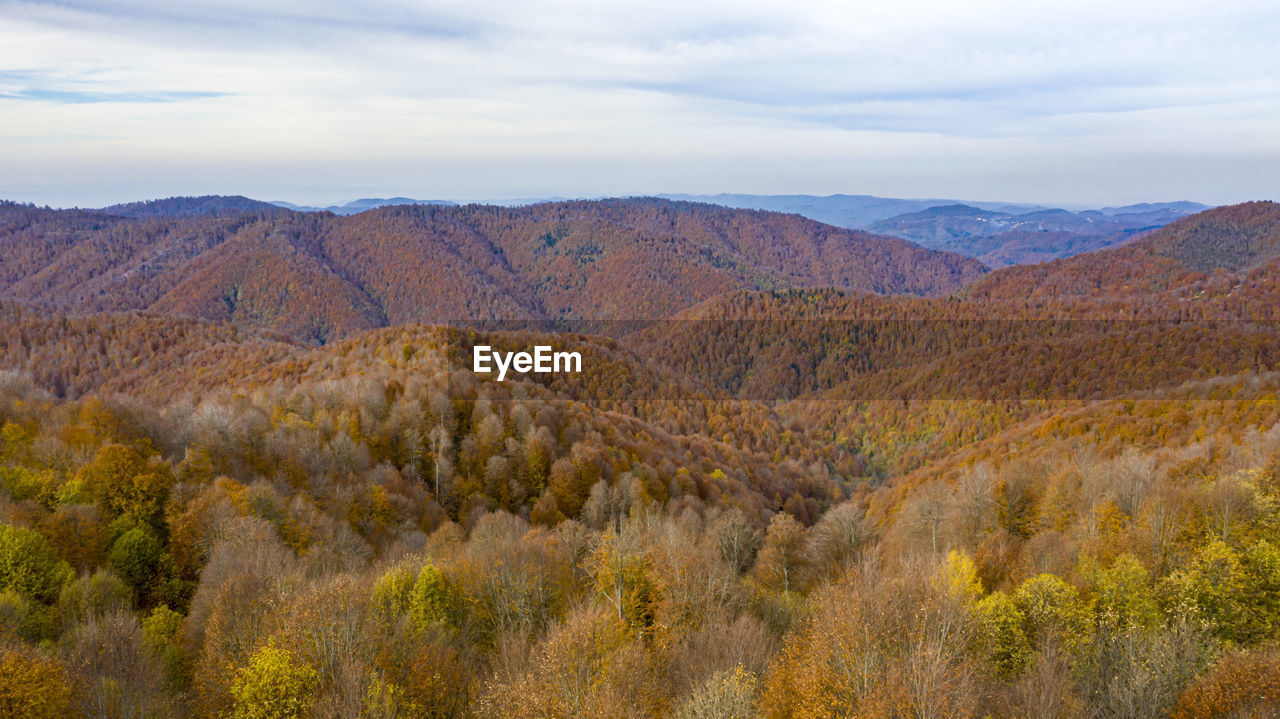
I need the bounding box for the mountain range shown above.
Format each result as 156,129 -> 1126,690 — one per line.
251,192 -> 1209,266
4,193 -> 1280,717
666,194 -> 1209,266
0,196 -> 984,343
269,197 -> 457,214
4,195 -> 1277,402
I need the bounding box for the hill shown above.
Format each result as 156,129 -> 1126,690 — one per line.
269,197 -> 457,214
0,197 -> 986,342
2,201 -> 1280,718
663,193 -> 1208,265
868,202 -> 1209,266
0,300 -> 859,519
965,200 -> 1280,311
660,193 -> 1051,230
100,195 -> 285,218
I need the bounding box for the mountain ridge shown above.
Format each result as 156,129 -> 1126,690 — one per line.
0,196 -> 986,343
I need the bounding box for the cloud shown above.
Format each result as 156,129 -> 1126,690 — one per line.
1,0 -> 1278,206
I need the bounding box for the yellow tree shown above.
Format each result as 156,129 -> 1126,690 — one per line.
229,640 -> 318,719
0,645 -> 72,719
76,444 -> 173,524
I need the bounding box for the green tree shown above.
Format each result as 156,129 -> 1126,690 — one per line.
0,523 -> 73,604
1088,553 -> 1159,631
56,568 -> 133,627
107,526 -> 161,595
1241,540 -> 1280,644
142,604 -> 186,687
976,591 -> 1032,678
0,590 -> 54,642
408,562 -> 455,632
369,565 -> 415,628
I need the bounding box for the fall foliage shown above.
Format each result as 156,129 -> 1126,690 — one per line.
0,199 -> 1278,716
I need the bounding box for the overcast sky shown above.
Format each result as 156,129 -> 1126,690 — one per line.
2,0 -> 1278,207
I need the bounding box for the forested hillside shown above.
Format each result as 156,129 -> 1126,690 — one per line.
965,201 -> 1280,309
1,200 -> 1279,718
0,198 -> 986,342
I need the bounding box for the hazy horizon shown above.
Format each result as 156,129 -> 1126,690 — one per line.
0,191 -> 1222,214
4,0 -> 1279,207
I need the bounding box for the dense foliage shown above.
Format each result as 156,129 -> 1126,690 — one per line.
0,200 -> 1278,716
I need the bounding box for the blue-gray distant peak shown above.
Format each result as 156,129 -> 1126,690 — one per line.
271,197 -> 458,215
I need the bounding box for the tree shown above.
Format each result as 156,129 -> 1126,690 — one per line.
368,565 -> 415,628
1160,540 -> 1249,642
39,504 -> 106,574
976,591 -> 1032,678
107,526 -> 162,596
1013,573 -> 1092,655
64,610 -> 173,718
0,645 -> 72,719
429,421 -> 451,504
754,513 -> 807,594
1171,648 -> 1280,719
549,457 -> 590,518
804,503 -> 864,579
0,590 -> 54,642
474,606 -> 657,719
1087,553 -> 1159,632
75,444 -> 173,524
409,561 -> 455,632
709,508 -> 761,576
56,568 -> 133,627
940,550 -> 982,601
229,640 -> 318,719
760,559 -> 977,719
141,604 -> 185,687
1077,621 -> 1213,719
673,665 -> 758,719
589,529 -> 657,631
0,523 -> 73,604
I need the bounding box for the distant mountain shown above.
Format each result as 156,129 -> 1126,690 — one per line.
868,201 -> 1211,266
663,194 -> 1209,266
1092,201 -> 1210,217
101,195 -> 283,217
0,196 -> 985,343
660,193 -> 1052,230
270,197 -> 457,214
869,204 -> 1009,244
965,200 -> 1280,308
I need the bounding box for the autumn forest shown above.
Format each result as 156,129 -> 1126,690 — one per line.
2,196 -> 1280,718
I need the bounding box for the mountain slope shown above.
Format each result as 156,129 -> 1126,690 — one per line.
660,193 -> 1051,229
964,201 -> 1280,309
0,197 -> 987,341
868,202 -> 1211,266
664,194 -> 1209,266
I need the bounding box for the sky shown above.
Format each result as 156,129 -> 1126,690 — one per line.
1,0 -> 1278,208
